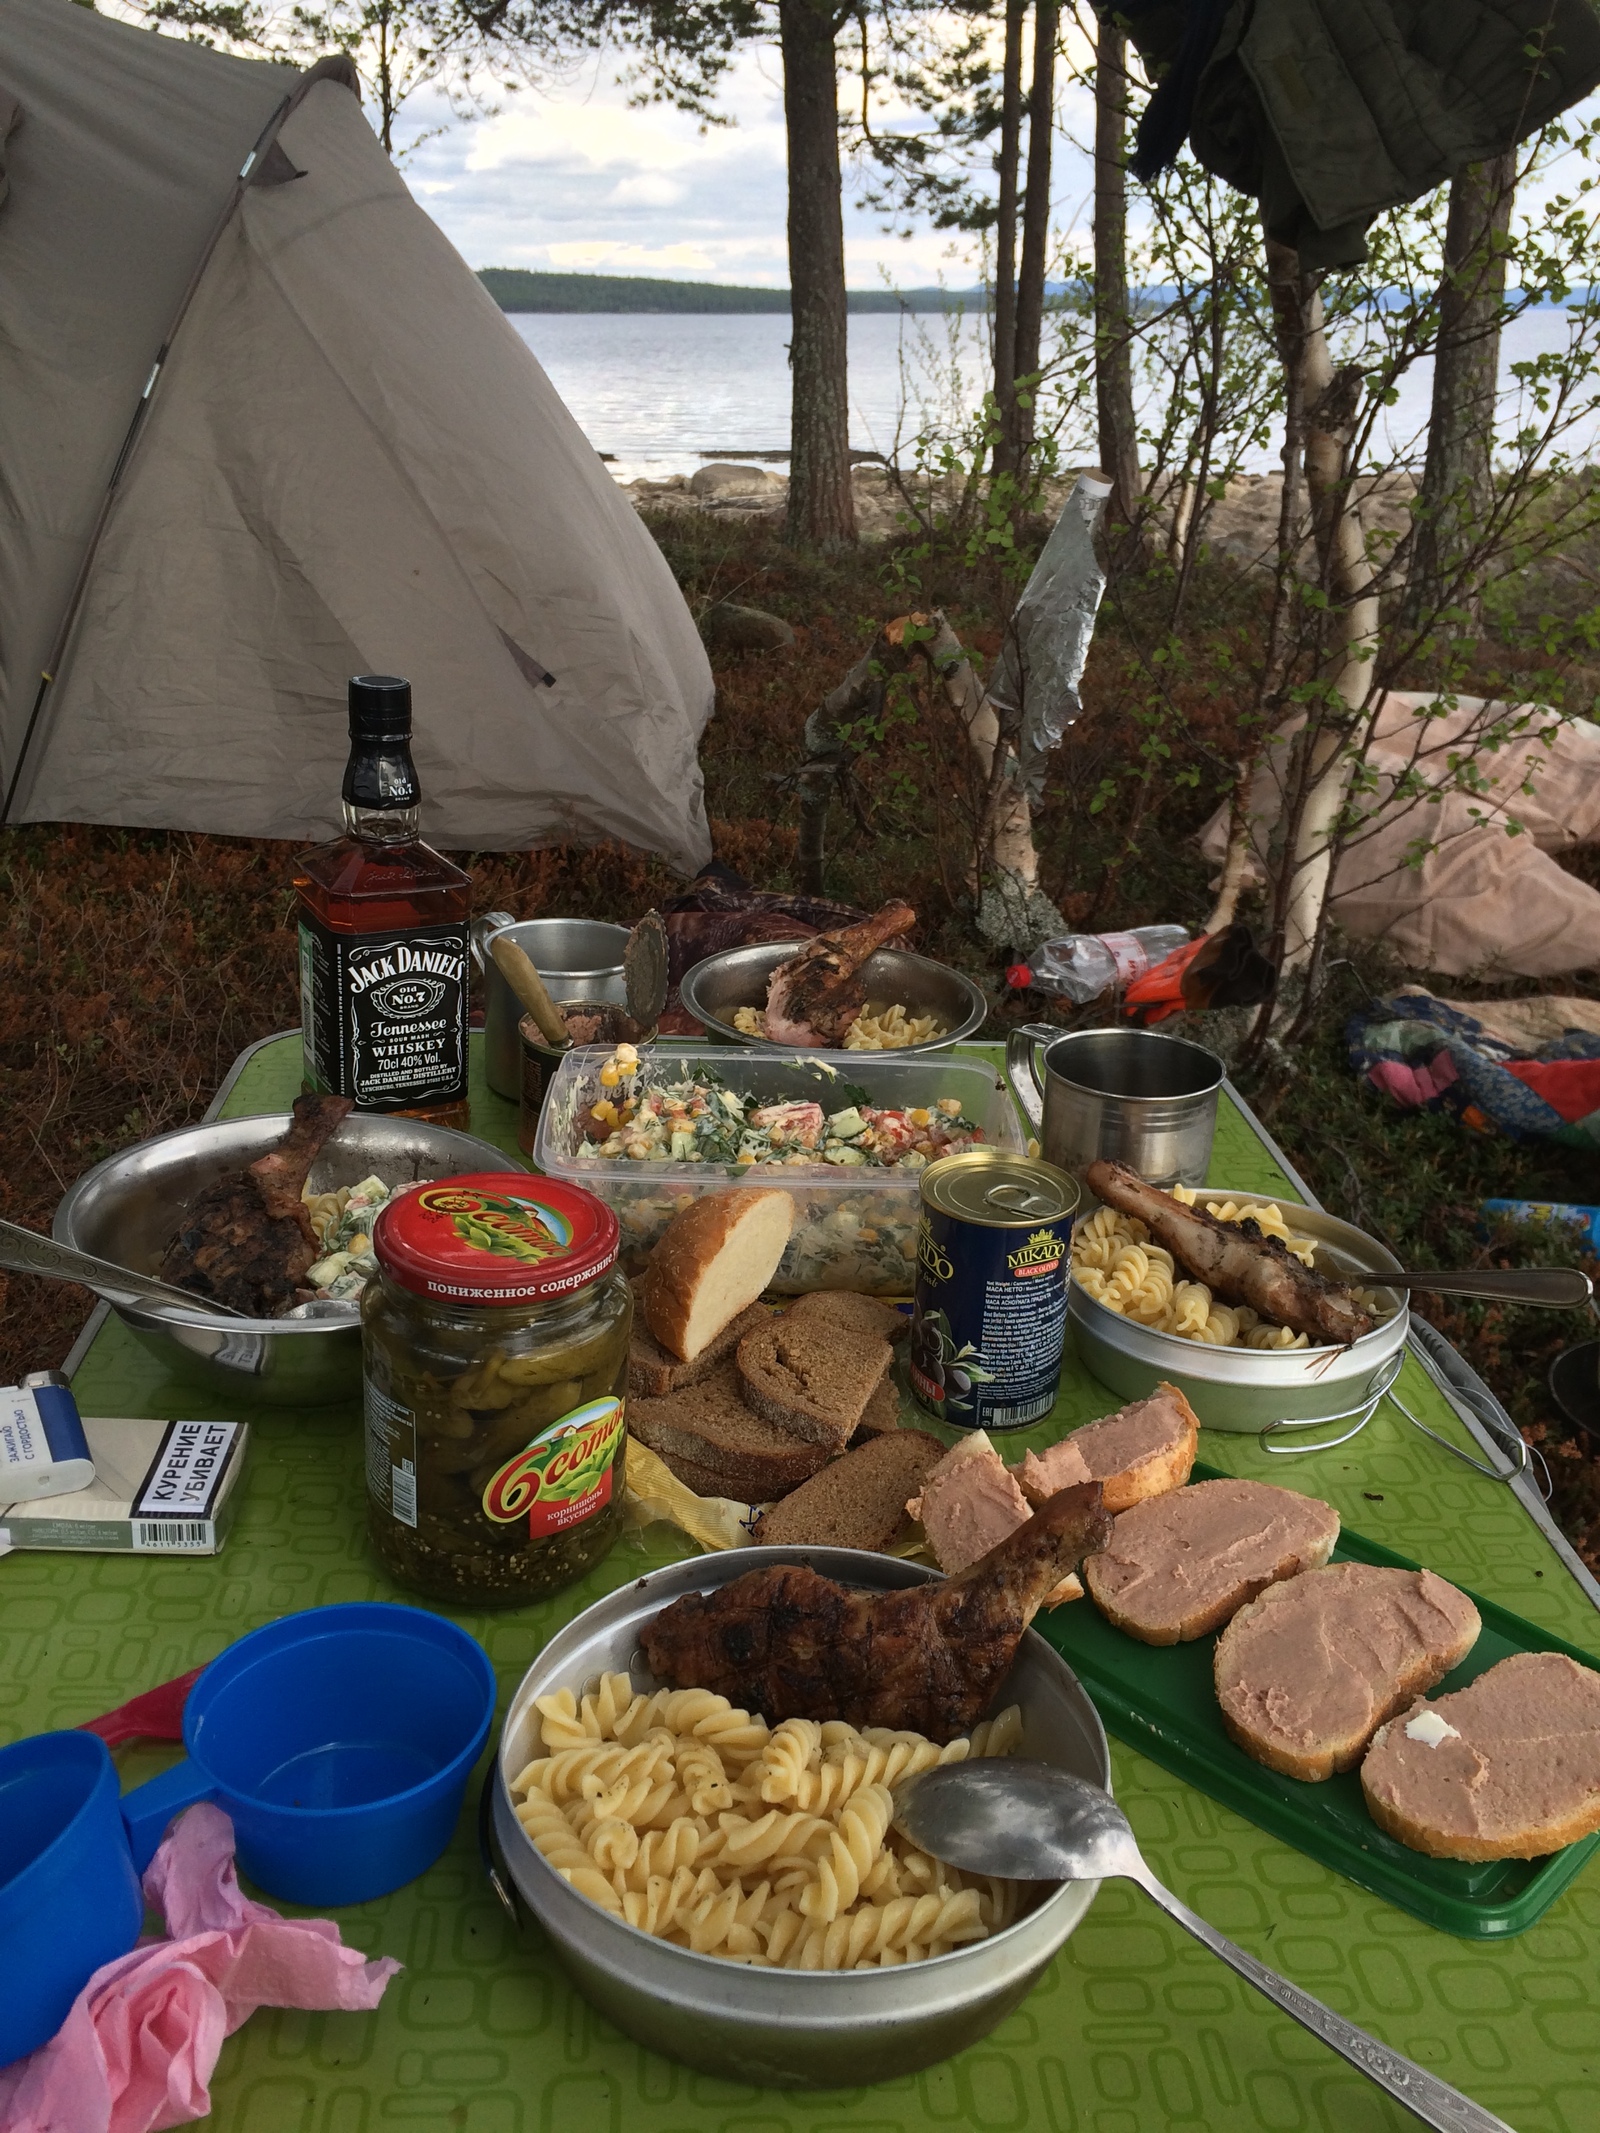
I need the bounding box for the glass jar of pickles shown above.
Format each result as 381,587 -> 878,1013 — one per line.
362,1173 -> 631,1605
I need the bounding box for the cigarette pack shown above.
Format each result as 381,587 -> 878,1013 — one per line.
0,1416 -> 250,1555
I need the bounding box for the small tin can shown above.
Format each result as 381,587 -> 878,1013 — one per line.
908,1150 -> 1080,1432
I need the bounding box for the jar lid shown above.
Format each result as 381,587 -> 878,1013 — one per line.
373,1173 -> 618,1304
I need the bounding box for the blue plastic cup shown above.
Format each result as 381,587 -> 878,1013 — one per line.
0,1731 -> 146,2067
118,1603 -> 499,1906
1,1603 -> 496,2065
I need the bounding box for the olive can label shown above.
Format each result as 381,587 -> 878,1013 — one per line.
481,1396 -> 626,1539
909,1215 -> 1068,1432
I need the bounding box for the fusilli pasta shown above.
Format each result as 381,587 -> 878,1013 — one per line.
510,1672 -> 1027,1968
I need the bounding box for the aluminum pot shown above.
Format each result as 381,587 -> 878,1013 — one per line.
473,913 -> 631,1099
1007,1024 -> 1223,1190
1069,1190 -> 1409,1446
682,940 -> 989,1053
487,1546 -> 1109,2088
53,1112 -> 512,1406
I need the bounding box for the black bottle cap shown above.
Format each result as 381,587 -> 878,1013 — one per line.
348,674 -> 412,741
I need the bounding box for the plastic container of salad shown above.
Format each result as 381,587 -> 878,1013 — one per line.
533,1044 -> 1026,1293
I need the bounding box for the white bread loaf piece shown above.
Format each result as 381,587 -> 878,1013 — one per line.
1083,1477 -> 1339,1645
1361,1650 -> 1600,1859
1214,1562 -> 1481,1781
641,1188 -> 794,1362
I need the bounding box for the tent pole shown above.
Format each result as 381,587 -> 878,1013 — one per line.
0,56 -> 359,827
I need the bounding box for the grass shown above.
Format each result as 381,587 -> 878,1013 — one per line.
3,509 -> 1598,1569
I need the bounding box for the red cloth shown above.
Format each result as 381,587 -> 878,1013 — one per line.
1503,1056 -> 1600,1123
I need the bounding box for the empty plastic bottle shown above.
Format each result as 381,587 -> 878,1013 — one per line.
1019,925 -> 1191,1003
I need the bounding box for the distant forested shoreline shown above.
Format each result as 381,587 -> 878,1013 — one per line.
477,268 -> 982,314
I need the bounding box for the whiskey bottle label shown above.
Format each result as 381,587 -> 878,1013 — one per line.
299,916 -> 469,1109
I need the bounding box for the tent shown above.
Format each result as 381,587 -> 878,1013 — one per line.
0,0 -> 714,872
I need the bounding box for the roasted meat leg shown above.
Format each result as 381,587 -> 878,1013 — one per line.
1087,1159 -> 1373,1346
764,899 -> 916,1047
641,1481 -> 1112,1742
160,1092 -> 353,1317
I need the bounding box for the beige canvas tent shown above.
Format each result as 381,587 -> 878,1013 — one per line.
0,0 -> 713,871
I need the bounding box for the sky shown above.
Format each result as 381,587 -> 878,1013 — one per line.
402,28 -> 1098,288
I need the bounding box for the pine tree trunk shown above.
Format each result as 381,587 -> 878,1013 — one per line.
780,0 -> 856,547
1092,18 -> 1140,531
1012,0 -> 1057,468
1403,151 -> 1516,633
990,0 -> 1025,477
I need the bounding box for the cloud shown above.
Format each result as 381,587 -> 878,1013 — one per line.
402,47 -> 1000,288
608,173 -> 687,207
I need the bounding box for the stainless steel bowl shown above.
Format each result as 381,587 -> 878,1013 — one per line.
681,940 -> 989,1053
473,913 -> 632,1100
53,1112 -> 513,1406
488,1546 -> 1109,2088
1069,1189 -> 1408,1442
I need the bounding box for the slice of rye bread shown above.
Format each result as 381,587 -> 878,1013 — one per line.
641,1188 -> 794,1362
628,1362 -> 832,1501
1083,1477 -> 1340,1645
779,1290 -> 909,1344
736,1313 -> 894,1449
628,1280 -> 773,1398
1017,1383 -> 1200,1514
1361,1650 -> 1600,1860
752,1429 -> 946,1549
850,1375 -> 905,1442
1214,1562 -> 1481,1781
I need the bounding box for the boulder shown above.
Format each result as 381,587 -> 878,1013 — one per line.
701,601 -> 797,651
689,462 -> 787,498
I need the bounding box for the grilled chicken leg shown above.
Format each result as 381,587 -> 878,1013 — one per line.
763,899 -> 916,1047
161,1092 -> 353,1317
1087,1159 -> 1373,1346
641,1481 -> 1112,1742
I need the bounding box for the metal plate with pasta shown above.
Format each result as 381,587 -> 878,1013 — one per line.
1070,1185 -> 1395,1351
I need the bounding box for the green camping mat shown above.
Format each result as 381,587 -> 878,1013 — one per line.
8,1033 -> 1597,2133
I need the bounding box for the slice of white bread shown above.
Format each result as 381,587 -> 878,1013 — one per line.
1083,1477 -> 1340,1645
752,1428 -> 946,1549
1361,1650 -> 1600,1859
641,1189 -> 794,1362
736,1310 -> 893,1450
1017,1384 -> 1200,1514
628,1279 -> 773,1398
1214,1562 -> 1481,1781
628,1361 -> 831,1501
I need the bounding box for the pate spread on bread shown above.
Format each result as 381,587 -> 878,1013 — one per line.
1083,1477 -> 1340,1645
1214,1562 -> 1481,1781
1361,1650 -> 1600,1859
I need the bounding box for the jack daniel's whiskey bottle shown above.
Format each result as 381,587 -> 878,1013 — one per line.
295,676 -> 471,1126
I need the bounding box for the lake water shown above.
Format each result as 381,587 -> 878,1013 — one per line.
512,306 -> 1596,486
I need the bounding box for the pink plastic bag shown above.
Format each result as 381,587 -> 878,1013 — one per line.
0,1805 -> 399,2133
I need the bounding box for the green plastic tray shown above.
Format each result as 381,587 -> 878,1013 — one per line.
1039,1462 -> 1600,1938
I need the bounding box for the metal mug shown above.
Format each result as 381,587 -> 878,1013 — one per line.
472,914 -> 631,1101
1005,1024 -> 1224,1191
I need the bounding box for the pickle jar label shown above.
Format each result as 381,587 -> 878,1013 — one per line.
482,1395 -> 626,1539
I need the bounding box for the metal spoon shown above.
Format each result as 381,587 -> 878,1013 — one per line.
895,1760 -> 1512,2133
0,1218 -> 248,1319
